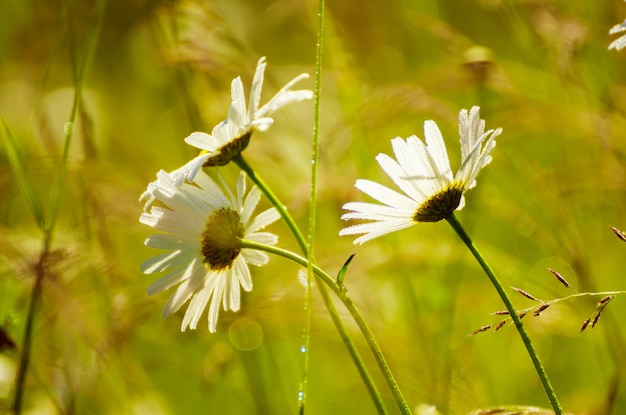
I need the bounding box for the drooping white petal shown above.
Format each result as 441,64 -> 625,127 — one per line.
206,274 -> 226,332
147,257 -> 199,296
242,249 -> 269,266
233,256 -> 253,292
181,277 -> 215,331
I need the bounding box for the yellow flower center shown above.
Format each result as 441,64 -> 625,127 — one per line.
201,207 -> 245,270
203,132 -> 252,167
413,183 -> 464,222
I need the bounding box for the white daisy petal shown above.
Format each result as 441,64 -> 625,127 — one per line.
247,231 -> 279,246
234,256 -> 253,292
184,132 -> 217,151
149,258 -> 199,296
248,57 -> 267,118
161,267 -> 206,318
423,120 -> 452,180
354,179 -> 418,209
341,202 -> 415,220
140,170 -> 278,332
226,268 -> 241,311
242,249 -> 269,266
141,250 -> 183,274
182,279 -> 214,331
206,275 -> 226,332
246,208 -> 280,234
241,184 -> 261,225
340,106 -> 500,244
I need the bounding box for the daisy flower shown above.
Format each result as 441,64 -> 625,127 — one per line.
339,106 -> 501,245
609,20 -> 626,51
140,170 -> 280,332
184,57 -> 313,166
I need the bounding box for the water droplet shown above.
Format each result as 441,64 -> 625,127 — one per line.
300,346 -> 306,353
297,390 -> 305,401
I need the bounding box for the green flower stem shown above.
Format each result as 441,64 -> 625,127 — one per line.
235,155 -> 389,414
446,213 -> 563,415
239,238 -> 410,415
234,155 -> 308,254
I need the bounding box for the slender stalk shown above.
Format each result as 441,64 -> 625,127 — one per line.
446,213 -> 563,414
10,2 -> 107,412
11,247 -> 47,414
239,238 -> 409,415
299,0 -> 326,410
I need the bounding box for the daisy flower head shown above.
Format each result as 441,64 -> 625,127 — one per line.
140,170 -> 280,332
609,20 -> 626,51
340,106 -> 501,245
184,57 -> 313,166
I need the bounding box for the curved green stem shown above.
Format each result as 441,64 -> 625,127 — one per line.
239,238 -> 409,415
234,155 -> 308,253
235,155 -> 389,414
446,213 -> 563,415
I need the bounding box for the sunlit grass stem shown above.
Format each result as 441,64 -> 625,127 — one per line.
235,155 -> 400,415
299,0 -> 326,412
446,213 -> 563,415
10,1 -> 107,412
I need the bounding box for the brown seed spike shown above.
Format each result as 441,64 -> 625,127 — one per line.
533,303 -> 551,316
512,287 -> 540,301
591,311 -> 603,329
548,268 -> 572,289
494,320 -> 507,331
611,226 -> 626,243
580,318 -> 591,333
597,295 -> 614,307
493,310 -> 510,316
469,325 -> 492,336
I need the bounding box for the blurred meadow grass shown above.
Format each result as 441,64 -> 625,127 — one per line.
2,0 -> 626,413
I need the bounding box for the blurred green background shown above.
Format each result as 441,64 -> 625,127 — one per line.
2,0 -> 626,413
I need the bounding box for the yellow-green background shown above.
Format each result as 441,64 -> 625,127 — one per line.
1,0 -> 626,413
